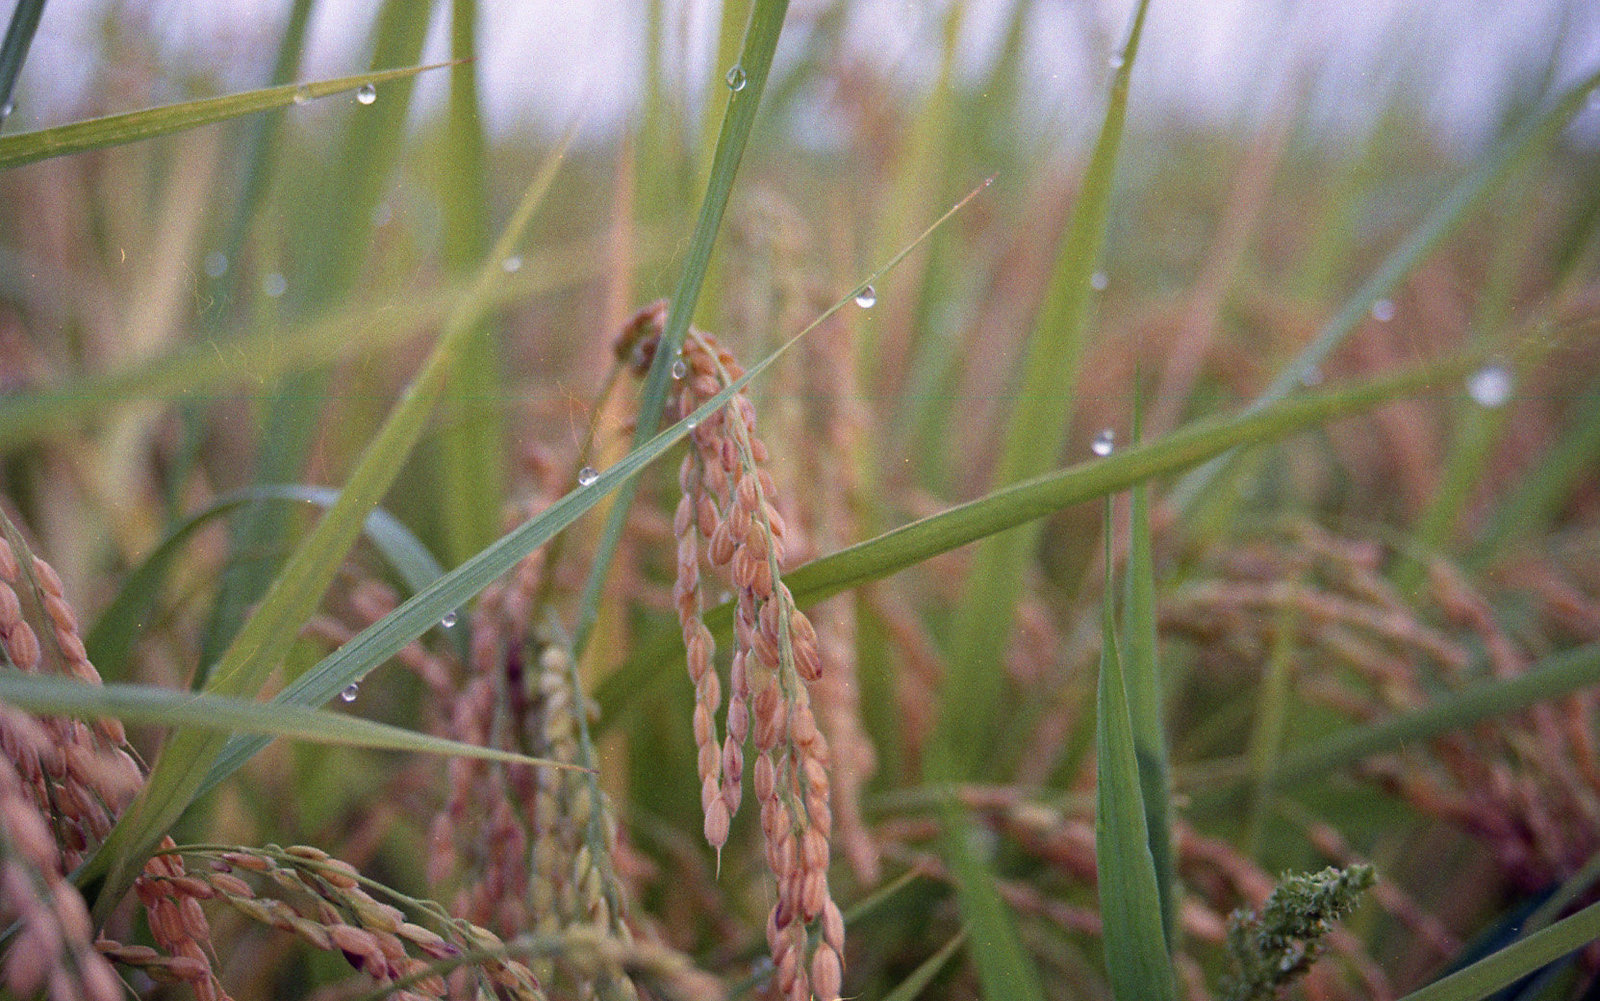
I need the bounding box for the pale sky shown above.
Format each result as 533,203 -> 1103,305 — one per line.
7,0 -> 1600,149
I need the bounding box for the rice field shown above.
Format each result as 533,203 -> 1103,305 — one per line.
1,2 -> 1599,1000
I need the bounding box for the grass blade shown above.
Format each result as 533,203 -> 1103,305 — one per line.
1095,501 -> 1176,1001
1185,641 -> 1600,802
0,63 -> 450,170
432,0 -> 504,568
1122,394 -> 1176,943
939,808 -> 1045,1001
936,0 -> 1151,781
0,0 -> 44,134
0,671 -> 576,770
571,0 -> 790,657
1396,898 -> 1600,1001
203,0 -> 441,674
785,349 -> 1486,611
880,930 -> 968,1001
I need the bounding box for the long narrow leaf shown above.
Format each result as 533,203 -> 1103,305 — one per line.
203,0 -> 443,677
0,671 -> 576,770
1121,393 -> 1175,943
936,0 -> 1150,780
939,810 -> 1045,1001
571,0 -> 790,656
1184,641 -> 1600,802
1095,503 -> 1176,1001
0,63 -> 450,170
784,350 -> 1487,612
1396,898 -> 1600,1001
433,0 -> 504,567
0,0 -> 45,133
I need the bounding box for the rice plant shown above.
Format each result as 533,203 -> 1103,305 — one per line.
1,2 -> 1598,1000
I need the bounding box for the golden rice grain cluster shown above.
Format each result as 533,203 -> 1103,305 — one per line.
618,302 -> 844,1001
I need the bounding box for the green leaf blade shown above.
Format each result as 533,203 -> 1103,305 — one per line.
0,63 -> 450,171
1096,503 -> 1176,1001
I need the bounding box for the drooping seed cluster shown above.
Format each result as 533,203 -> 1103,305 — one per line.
125,837 -> 232,1001
0,536 -> 145,869
620,301 -> 844,1001
116,845 -> 547,1001
0,718 -> 123,1001
0,529 -> 232,998
424,508 -> 645,999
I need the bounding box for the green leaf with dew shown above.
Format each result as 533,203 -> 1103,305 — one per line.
0,63 -> 451,171
0,671 -> 578,771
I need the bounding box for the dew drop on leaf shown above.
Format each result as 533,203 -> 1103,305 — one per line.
356,84 -> 377,105
1467,365 -> 1512,408
577,466 -> 599,486
1091,428 -> 1115,456
854,285 -> 877,309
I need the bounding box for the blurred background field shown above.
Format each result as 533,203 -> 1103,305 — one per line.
1,1 -> 1600,999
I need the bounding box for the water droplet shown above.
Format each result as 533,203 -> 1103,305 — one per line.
262,272 -> 287,298
1091,428 -> 1115,456
339,682 -> 360,703
356,83 -> 377,105
501,255 -> 523,274
440,611 -> 458,629
1107,54 -> 1125,70
577,466 -> 599,486
1299,364 -> 1323,388
291,86 -> 311,106
202,251 -> 228,278
671,357 -> 688,379
853,285 -> 877,309
1,100 -> 14,119
725,64 -> 747,92
685,417 -> 698,430
1467,364 -> 1512,408
1090,271 -> 1109,291
1371,298 -> 1395,322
